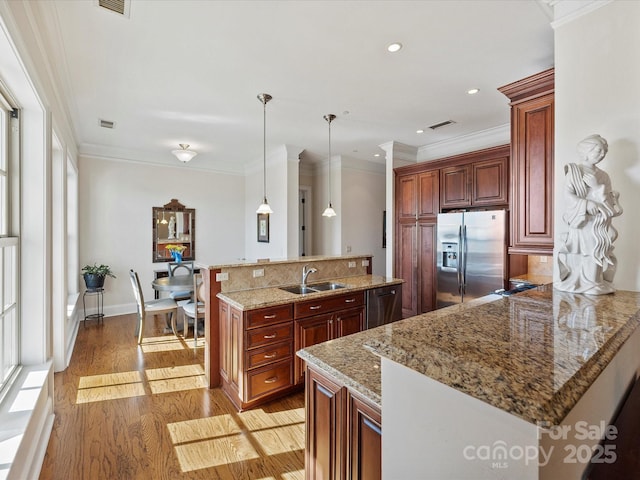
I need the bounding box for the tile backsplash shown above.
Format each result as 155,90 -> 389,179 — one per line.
528,255 -> 553,276
219,256 -> 371,293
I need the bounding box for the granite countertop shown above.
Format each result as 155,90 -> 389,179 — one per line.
217,274 -> 403,311
300,286 -> 640,425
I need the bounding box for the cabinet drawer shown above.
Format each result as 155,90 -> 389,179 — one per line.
246,304 -> 293,329
246,341 -> 292,370
247,360 -> 293,401
246,322 -> 293,349
295,291 -> 365,318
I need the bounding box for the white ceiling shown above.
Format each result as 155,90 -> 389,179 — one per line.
38,0 -> 554,174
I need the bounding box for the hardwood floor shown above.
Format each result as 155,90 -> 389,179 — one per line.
40,313 -> 305,479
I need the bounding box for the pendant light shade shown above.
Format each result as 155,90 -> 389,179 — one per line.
322,114 -> 337,218
256,93 -> 274,215
171,143 -> 198,163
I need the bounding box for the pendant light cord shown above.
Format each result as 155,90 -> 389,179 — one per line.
263,98 -> 267,202
327,118 -> 331,204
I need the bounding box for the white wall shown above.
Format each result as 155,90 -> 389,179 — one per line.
79,156 -> 245,313
314,156 -> 342,256
244,145 -> 302,261
341,157 -> 387,276
554,0 -> 640,291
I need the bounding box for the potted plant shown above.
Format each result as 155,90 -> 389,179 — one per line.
82,263 -> 116,290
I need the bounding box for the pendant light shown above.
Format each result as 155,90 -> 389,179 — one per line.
171,143 -> 198,163
256,93 -> 274,214
322,114 -> 337,218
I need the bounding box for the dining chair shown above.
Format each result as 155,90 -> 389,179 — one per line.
129,269 -> 178,344
181,272 -> 206,345
167,261 -> 194,301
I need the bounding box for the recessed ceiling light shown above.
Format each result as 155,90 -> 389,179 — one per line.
467,88 -> 480,95
374,153 -> 380,157
416,129 -> 424,134
387,42 -> 402,53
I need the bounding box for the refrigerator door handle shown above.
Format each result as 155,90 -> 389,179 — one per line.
457,226 -> 463,294
462,225 -> 468,295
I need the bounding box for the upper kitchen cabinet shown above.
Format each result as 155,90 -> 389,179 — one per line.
396,170 -> 439,221
499,68 -> 554,255
440,148 -> 509,209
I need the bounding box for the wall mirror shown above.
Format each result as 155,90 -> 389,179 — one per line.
152,199 -> 196,262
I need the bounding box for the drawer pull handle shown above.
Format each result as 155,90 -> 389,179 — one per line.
264,376 -> 278,384
345,299 -> 356,303
263,333 -> 277,339
309,305 -> 322,310
264,314 -> 277,319
264,353 -> 277,359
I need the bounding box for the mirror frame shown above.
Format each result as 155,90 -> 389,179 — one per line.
152,199 -> 196,263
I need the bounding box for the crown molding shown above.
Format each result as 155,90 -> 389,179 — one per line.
417,124 -> 510,162
548,0 -> 614,29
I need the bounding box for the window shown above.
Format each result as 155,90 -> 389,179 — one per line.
0,90 -> 19,394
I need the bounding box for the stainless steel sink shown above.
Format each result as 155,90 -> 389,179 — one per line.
309,282 -> 347,291
279,282 -> 347,295
280,285 -> 317,295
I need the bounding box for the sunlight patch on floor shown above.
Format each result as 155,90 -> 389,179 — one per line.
140,335 -> 187,353
145,364 -> 207,394
76,370 -> 146,403
238,406 -> 305,431
167,414 -> 242,444
250,423 -> 305,456
174,434 -> 260,471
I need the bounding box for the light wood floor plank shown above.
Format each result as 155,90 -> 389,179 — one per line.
39,313 -> 304,479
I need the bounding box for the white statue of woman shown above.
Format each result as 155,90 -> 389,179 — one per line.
555,134 -> 623,294
168,215 -> 176,240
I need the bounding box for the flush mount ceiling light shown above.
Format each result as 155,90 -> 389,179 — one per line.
467,88 -> 480,95
171,144 -> 197,163
416,129 -> 425,134
387,42 -> 403,53
256,93 -> 274,215
322,114 -> 337,218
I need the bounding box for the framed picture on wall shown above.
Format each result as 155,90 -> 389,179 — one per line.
257,213 -> 270,243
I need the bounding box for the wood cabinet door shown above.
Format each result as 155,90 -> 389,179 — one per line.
229,306 -> 243,391
472,156 -> 508,206
395,221 -> 417,318
219,301 -> 230,382
334,306 -> 365,339
295,313 -> 333,385
349,393 -> 382,480
306,368 -> 346,480
418,222 -> 436,314
395,174 -> 417,221
417,170 -> 439,219
440,164 -> 471,208
511,94 -> 554,254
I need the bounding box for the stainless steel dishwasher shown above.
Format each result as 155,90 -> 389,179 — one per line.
366,284 -> 402,329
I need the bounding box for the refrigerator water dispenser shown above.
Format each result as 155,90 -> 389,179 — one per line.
442,242 -> 458,270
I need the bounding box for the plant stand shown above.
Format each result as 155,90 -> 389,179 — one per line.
83,288 -> 104,325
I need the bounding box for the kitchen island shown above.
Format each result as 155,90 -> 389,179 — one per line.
197,253 -> 402,410
298,286 -> 640,479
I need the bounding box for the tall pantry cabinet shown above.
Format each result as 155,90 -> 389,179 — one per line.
395,170 -> 439,318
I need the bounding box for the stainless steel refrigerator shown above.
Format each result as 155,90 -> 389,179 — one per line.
436,210 -> 507,309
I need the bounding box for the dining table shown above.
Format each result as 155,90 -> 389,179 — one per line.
151,275 -> 194,332
151,275 -> 194,294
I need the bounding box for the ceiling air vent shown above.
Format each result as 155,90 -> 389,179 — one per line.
97,0 -> 129,17
429,120 -> 456,130
99,119 -> 115,129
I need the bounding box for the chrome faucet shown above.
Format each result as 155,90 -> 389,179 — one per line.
301,264 -> 318,286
